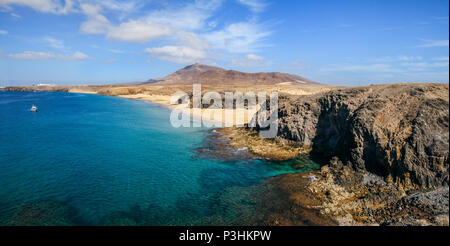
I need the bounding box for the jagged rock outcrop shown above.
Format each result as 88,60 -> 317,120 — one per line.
274,83 -> 449,190
194,83 -> 449,225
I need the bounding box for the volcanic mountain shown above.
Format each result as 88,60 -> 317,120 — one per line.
150,63 -> 319,86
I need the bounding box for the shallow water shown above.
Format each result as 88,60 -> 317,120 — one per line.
0,92 -> 319,225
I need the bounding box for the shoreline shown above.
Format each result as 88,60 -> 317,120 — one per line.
2,83 -> 448,226
66,90 -> 221,125
100,92 -> 257,127
99,91 -> 342,225
222,83 -> 449,226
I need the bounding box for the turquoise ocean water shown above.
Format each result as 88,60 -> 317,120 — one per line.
0,92 -> 319,225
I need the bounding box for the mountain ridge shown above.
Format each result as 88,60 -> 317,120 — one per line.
148,63 -> 319,86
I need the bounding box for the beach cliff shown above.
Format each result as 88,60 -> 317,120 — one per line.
246,83 -> 449,225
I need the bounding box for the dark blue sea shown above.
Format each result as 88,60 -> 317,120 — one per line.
0,92 -> 319,225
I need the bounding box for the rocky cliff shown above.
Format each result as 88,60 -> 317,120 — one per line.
274,83 -> 449,190
244,83 -> 449,225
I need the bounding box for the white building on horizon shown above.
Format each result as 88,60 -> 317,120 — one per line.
35,83 -> 56,86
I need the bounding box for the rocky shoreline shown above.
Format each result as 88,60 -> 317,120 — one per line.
201,83 -> 449,226
1,86 -> 70,92
2,83 -> 448,226
228,83 -> 449,226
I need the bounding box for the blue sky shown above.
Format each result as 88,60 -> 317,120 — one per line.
0,0 -> 448,86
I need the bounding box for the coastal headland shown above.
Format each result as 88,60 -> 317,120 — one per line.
2,64 -> 448,226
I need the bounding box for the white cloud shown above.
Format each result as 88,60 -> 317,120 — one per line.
175,31 -> 210,50
432,16 -> 449,21
416,39 -> 449,48
371,56 -> 423,62
231,53 -> 266,67
145,46 -> 206,64
2,50 -> 91,60
78,3 -> 210,44
43,36 -> 70,50
434,56 -> 449,61
236,0 -> 267,13
401,62 -> 449,68
97,0 -> 140,12
322,56 -> 449,78
75,0 -> 273,65
323,64 -> 404,73
10,12 -> 20,18
106,20 -> 172,43
71,51 -> 90,60
79,3 -> 111,34
396,55 -> 423,61
3,0 -> 274,67
78,0 -> 271,55
0,0 -> 75,14
76,0 -> 273,65
245,54 -> 264,61
145,0 -> 222,31
0,29 -> 7,35
195,0 -> 224,10
204,21 -> 272,53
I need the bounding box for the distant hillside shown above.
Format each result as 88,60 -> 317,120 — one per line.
151,63 -> 319,86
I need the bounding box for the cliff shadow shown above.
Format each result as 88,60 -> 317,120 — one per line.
308,100 -> 390,178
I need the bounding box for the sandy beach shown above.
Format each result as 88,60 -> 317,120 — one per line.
116,93 -> 258,126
